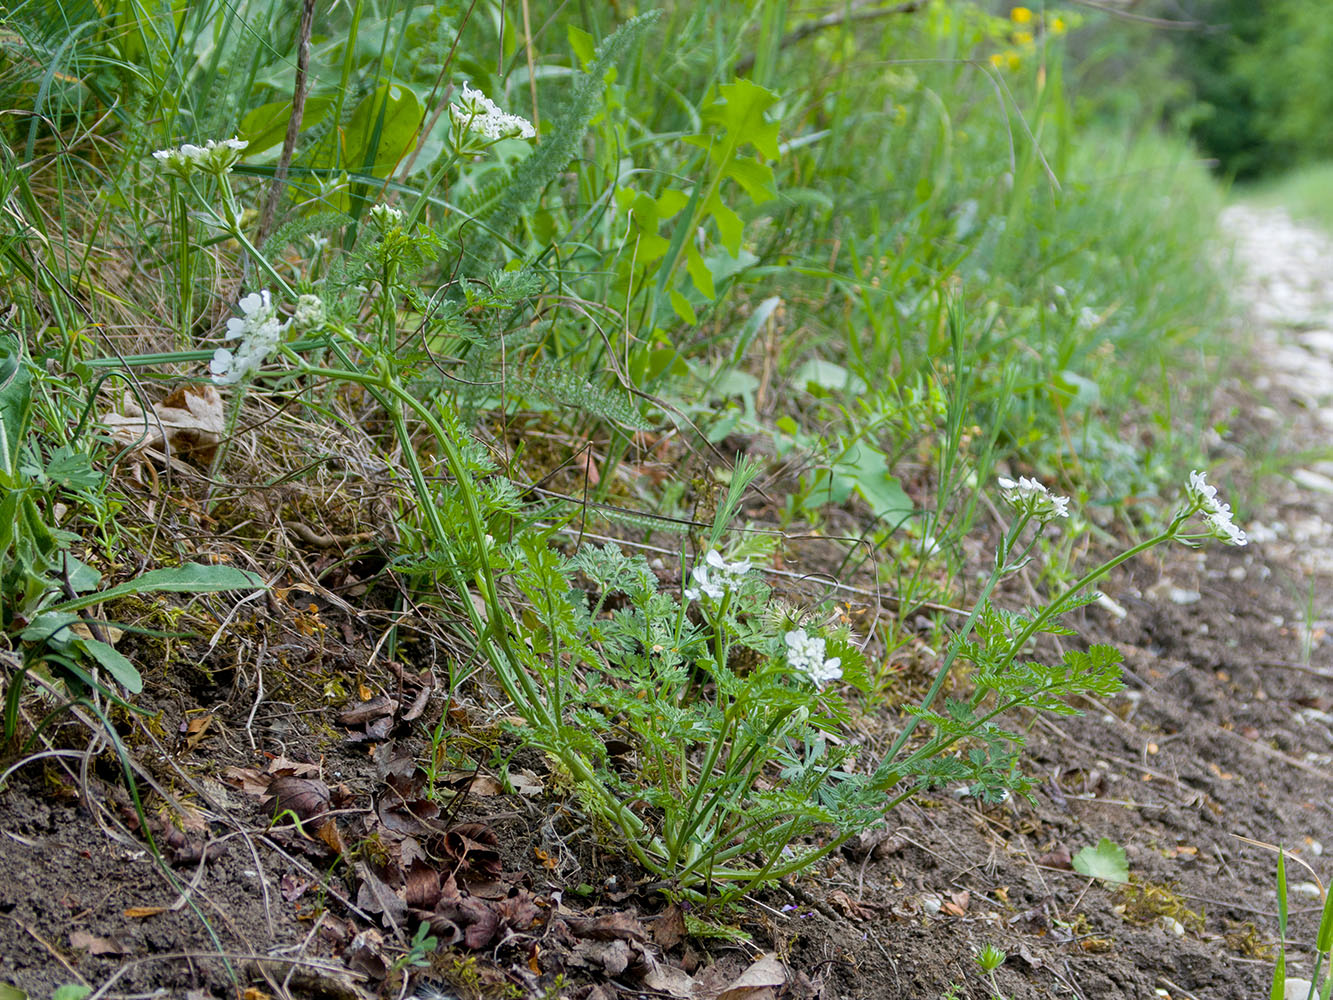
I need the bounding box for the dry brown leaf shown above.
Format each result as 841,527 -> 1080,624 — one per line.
222,766 -> 270,797
182,713 -> 213,751
70,930 -> 125,955
717,953 -> 787,1000
264,775 -> 331,822
123,906 -> 168,919
315,818 -> 345,855
508,768 -> 544,796
941,890 -> 970,917
641,960 -> 695,999
468,774 -> 505,796
651,904 -> 687,951
102,385 -> 225,465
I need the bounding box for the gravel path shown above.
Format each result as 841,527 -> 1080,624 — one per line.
1221,204 -> 1333,585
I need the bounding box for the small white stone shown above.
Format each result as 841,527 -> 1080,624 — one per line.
1294,468 -> 1333,493
1159,915 -> 1185,938
1294,881 -> 1322,900
1284,979 -> 1315,1000
1167,587 -> 1201,606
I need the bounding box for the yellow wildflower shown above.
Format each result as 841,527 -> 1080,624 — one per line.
1006,51 -> 1022,71
1010,6 -> 1033,23
1051,16 -> 1067,34
1014,30 -> 1034,46
989,52 -> 1005,68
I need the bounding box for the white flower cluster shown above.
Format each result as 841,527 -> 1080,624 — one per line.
1186,470 -> 1247,546
997,475 -> 1070,522
683,549 -> 750,602
449,82 -> 536,141
293,294 -> 326,332
210,290 -> 288,385
152,137 -> 248,178
784,629 -> 842,689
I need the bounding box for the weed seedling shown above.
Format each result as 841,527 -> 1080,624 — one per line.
975,943 -> 1011,999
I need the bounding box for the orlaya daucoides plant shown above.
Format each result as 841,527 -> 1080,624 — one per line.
493,465 -> 1247,903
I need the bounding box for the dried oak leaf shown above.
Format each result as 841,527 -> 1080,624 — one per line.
344,928 -> 389,980
562,910 -> 649,943
431,895 -> 499,949
354,862 -> 407,930
431,889 -> 540,950
339,695 -> 398,728
221,766 -> 270,797
102,385 -> 224,465
264,775 -> 331,823
406,861 -> 442,909
717,953 -> 787,1000
443,822 -> 503,877
377,790 -> 440,837
571,938 -> 634,977
651,905 -> 687,951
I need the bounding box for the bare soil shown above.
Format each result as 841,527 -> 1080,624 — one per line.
3,205 -> 1332,1000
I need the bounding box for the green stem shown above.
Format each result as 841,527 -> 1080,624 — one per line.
885,513 -> 1032,761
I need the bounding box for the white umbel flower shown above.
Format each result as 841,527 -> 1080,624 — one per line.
449,82 -> 536,141
683,549 -> 751,602
153,137 -> 247,177
784,629 -> 842,689
210,290 -> 288,385
997,475 -> 1070,522
1186,470 -> 1247,546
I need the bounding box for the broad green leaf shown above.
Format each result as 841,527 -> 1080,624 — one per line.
20,610 -> 81,644
724,155 -> 775,203
52,987 -> 92,1000
238,96 -> 335,156
706,193 -> 743,256
656,188 -> 690,217
702,79 -> 780,160
795,359 -> 866,395
685,244 -> 716,301
1072,837 -> 1129,884
44,448 -> 103,490
50,563 -> 265,614
342,84 -> 422,178
831,445 -> 912,523
567,24 -> 596,68
669,289 -> 697,325
60,553 -> 101,595
0,984 -> 26,1000
75,638 -> 142,694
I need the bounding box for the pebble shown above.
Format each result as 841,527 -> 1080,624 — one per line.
1293,881 -> 1322,900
